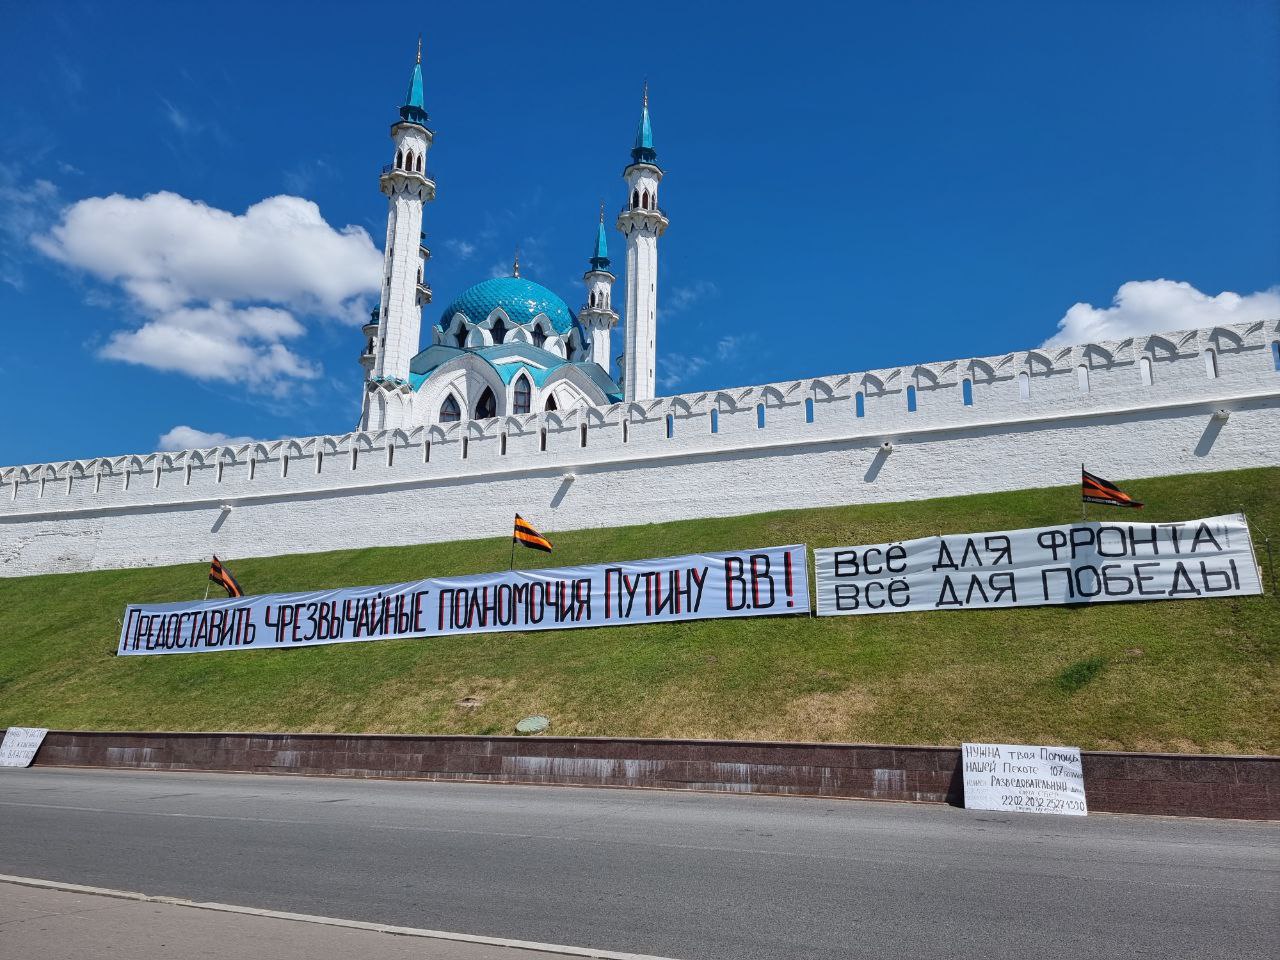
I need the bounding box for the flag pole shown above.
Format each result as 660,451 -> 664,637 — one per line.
1080,464 -> 1087,522
203,555 -> 212,601
509,515 -> 517,571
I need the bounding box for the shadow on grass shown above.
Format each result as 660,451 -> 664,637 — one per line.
1052,656 -> 1107,694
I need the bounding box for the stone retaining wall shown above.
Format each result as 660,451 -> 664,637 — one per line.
25,730 -> 1279,820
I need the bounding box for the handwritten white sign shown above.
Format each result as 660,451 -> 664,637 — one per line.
0,727 -> 48,767
961,742 -> 1087,816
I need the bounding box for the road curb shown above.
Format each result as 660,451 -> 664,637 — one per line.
0,874 -> 680,960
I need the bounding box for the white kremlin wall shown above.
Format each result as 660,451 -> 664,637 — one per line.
3,320 -> 1278,577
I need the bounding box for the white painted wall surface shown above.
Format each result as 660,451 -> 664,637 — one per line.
3,322 -> 1278,577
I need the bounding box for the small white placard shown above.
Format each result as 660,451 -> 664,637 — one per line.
0,727 -> 49,767
962,742 -> 1087,816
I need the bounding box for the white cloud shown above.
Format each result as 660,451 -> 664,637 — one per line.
160,97 -> 196,134
715,334 -> 752,361
100,302 -> 320,384
35,191 -> 383,388
157,425 -> 256,451
36,192 -> 380,315
444,238 -> 476,260
0,164 -> 59,290
1042,279 -> 1280,348
665,280 -> 719,316
659,352 -> 708,390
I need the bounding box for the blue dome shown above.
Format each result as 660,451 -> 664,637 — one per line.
438,276 -> 576,335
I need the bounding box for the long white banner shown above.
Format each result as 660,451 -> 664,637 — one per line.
815,515 -> 1261,616
118,544 -> 809,656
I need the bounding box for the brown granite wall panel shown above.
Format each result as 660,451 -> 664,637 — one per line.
20,731 -> 1278,820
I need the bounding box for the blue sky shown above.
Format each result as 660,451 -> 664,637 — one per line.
2,0 -> 1277,464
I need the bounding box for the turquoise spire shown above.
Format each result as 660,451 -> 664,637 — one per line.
589,202 -> 610,271
630,81 -> 656,165
399,37 -> 429,126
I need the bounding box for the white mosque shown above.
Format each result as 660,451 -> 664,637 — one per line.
358,46 -> 668,432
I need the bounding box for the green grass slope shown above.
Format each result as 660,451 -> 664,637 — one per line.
1,467 -> 1277,753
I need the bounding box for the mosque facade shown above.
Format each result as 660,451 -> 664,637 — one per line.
359,49 -> 666,432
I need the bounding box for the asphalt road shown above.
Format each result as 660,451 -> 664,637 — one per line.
1,768 -> 1276,960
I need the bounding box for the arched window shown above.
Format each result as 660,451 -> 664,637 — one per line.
906,385 -> 917,412
631,188 -> 639,209
580,424 -> 588,447
961,379 -> 973,406
500,432 -> 507,455
532,325 -> 547,349
1203,348 -> 1218,379
455,327 -> 468,349
1017,372 -> 1030,401
805,397 -> 815,423
545,394 -> 558,412
710,409 -> 719,434
475,387 -> 497,420
855,391 -> 865,418
1272,341 -> 1280,370
490,317 -> 508,344
1077,365 -> 1089,393
1139,356 -> 1153,386
666,413 -> 674,438
540,428 -> 547,451
440,395 -> 461,423
756,403 -> 766,428
395,150 -> 403,169
513,375 -> 531,414
416,153 -> 423,173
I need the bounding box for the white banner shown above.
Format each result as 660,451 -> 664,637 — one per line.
815,514 -> 1261,616
0,727 -> 48,767
118,545 -> 809,656
962,742 -> 1088,816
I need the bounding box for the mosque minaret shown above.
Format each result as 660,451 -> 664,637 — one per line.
579,204 -> 619,374
360,48 -> 662,431
617,84 -> 668,402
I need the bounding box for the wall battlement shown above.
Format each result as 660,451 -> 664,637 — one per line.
4,321 -> 1279,576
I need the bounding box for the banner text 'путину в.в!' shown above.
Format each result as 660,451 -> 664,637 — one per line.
814,515 -> 1262,616
118,544 -> 809,656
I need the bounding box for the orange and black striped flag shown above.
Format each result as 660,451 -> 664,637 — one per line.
513,514 -> 553,552
209,555 -> 245,598
1082,468 -> 1143,509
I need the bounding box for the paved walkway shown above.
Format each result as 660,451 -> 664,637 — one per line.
0,880 -> 650,960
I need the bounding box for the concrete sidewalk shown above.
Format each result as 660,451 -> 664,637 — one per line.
0,880 -> 658,960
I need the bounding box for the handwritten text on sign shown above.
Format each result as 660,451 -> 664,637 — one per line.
962,742 -> 1087,816
0,727 -> 48,767
814,515 -> 1261,616
117,545 -> 809,656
